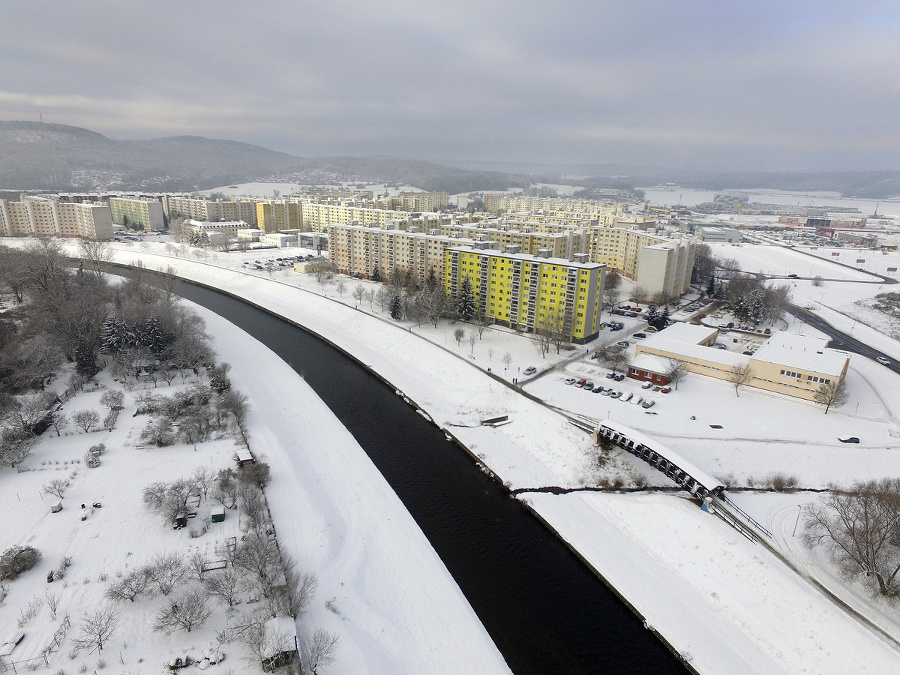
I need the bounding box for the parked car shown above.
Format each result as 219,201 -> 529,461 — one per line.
601,389 -> 612,396
584,382 -> 594,391
764,328 -> 771,334
641,381 -> 654,389
787,273 -> 799,278
606,372 -> 616,379
621,392 -> 633,402
642,399 -> 655,409
523,366 -> 537,375
699,313 -> 707,318
575,379 -> 586,388
633,332 -> 647,339
632,396 -> 643,406
593,386 -> 605,394
838,437 -> 860,443
615,374 -> 625,382
564,378 -> 577,385
660,387 -> 671,394
877,357 -> 891,366
743,351 -> 754,356
609,391 -> 621,399
645,326 -> 657,333
617,341 -> 630,347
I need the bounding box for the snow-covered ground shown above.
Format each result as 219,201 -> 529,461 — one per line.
6,235 -> 900,673
0,259 -> 510,674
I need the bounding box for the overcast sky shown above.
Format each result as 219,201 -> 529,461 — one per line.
3,1 -> 900,172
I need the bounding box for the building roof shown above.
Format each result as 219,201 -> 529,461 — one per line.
751,333 -> 849,376
447,246 -> 603,269
644,323 -> 719,346
639,337 -> 749,369
630,353 -> 674,374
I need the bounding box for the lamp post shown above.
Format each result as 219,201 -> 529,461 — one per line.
792,504 -> 802,537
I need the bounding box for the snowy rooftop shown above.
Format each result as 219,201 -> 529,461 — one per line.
752,332 -> 850,376
650,323 -> 719,345
638,336 -> 749,368
629,353 -> 674,374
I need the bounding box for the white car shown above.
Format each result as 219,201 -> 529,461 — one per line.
877,356 -> 891,366
523,367 -> 537,376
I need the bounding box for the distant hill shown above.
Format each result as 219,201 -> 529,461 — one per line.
0,121 -> 525,194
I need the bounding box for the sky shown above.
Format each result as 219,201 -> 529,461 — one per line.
3,0 -> 900,172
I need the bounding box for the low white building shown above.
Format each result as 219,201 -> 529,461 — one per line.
262,232 -> 297,248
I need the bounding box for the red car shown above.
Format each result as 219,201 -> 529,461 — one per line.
575,379 -> 586,388
660,387 -> 671,394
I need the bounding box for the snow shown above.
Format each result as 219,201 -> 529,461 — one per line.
7,235 -> 900,673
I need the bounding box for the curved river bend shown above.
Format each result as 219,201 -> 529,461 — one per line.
174,280 -> 686,674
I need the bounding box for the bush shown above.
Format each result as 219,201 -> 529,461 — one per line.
0,545 -> 42,582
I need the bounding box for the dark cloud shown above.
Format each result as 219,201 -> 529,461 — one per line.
1,0 -> 898,171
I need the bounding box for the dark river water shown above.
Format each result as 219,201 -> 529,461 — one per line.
173,279 -> 686,674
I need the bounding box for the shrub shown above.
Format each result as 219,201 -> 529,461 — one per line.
0,546 -> 42,582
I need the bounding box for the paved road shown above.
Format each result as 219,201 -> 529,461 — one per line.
786,305 -> 899,373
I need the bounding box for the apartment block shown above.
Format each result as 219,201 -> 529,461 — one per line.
328,222 -> 472,285
165,196 -> 257,227
256,200 -> 300,233
108,197 -> 165,231
445,247 -> 604,344
0,196 -> 113,240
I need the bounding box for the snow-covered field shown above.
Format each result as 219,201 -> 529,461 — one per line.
6,235 -> 900,673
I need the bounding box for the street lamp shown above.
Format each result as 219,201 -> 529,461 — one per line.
792,504 -> 802,537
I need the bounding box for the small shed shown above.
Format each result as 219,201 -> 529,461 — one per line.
235,448 -> 255,467
211,506 -> 226,523
261,616 -> 298,672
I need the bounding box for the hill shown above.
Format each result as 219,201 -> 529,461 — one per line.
0,121 -> 524,194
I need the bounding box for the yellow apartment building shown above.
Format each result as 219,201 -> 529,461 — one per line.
445,246 -> 604,344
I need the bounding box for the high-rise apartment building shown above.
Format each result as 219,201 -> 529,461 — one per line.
0,196 -> 113,240
108,197 -> 165,231
445,247 -> 604,344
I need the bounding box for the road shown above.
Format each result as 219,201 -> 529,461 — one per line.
786,305 -> 899,373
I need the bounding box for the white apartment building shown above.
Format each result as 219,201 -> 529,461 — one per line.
328,221 -> 478,284
165,196 -> 257,227
0,196 -> 113,240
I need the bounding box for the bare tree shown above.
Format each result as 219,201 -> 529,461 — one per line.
43,478 -> 70,499
364,288 -> 375,310
352,284 -> 366,307
629,286 -> 649,305
78,239 -> 114,278
726,363 -> 754,397
192,466 -> 216,500
188,550 -> 210,582
812,275 -> 824,287
596,344 -> 629,374
204,567 -> 245,607
267,553 -> 317,618
232,533 -> 282,596
302,628 -> 340,674
487,347 -> 495,362
143,478 -> 198,521
467,330 -> 477,354
804,479 -> 900,597
147,551 -> 188,595
71,606 -> 119,654
501,352 -> 513,371
453,328 -> 465,346
153,588 -> 212,633
425,287 -> 449,328
72,409 -> 100,433
45,591 -> 60,619
49,412 -> 69,437
0,428 -> 37,467
100,390 -> 125,411
665,359 -> 689,390
814,379 -> 849,414
105,568 -> 152,603
336,280 -> 346,297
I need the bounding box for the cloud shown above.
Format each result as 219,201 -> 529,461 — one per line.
1,0 -> 899,170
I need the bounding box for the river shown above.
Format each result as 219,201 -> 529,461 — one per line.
170,279 -> 686,674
